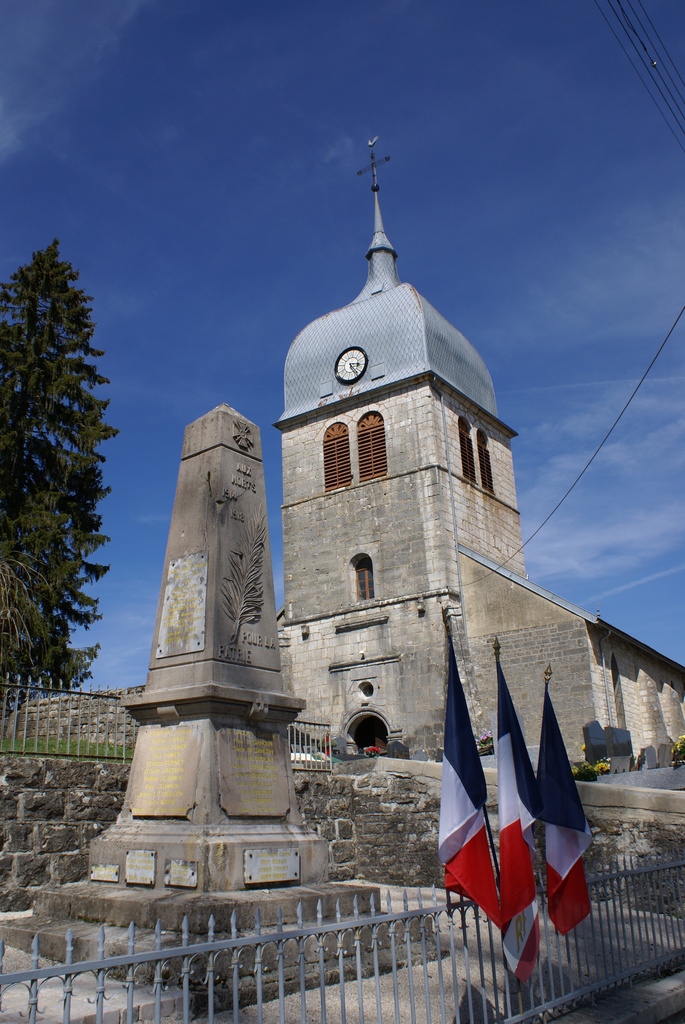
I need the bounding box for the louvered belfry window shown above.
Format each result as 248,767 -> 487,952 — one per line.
477,430 -> 494,493
358,412 -> 387,482
459,418 -> 477,484
323,422 -> 352,491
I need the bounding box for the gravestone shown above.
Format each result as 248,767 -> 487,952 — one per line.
643,745 -> 657,770
609,755 -> 634,774
605,726 -> 633,758
386,739 -> 410,759
657,742 -> 672,768
87,405 -> 328,897
583,721 -> 607,764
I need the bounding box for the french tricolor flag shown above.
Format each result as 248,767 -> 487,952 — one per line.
438,642 -> 501,926
497,663 -> 543,982
537,685 -> 592,935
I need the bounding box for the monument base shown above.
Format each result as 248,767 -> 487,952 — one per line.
88,817 -> 328,893
87,683 -> 328,894
29,881 -> 380,946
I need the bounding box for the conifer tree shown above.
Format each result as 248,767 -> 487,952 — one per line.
0,240 -> 117,685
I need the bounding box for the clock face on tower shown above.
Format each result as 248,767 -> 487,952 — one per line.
335,347 -> 368,384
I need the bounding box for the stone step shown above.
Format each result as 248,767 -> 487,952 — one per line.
1,881 -> 380,960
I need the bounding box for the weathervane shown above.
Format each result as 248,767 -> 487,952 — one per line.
357,136 -> 391,192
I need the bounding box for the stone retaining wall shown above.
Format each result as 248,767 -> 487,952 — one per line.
296,761 -> 685,885
294,758 -> 444,886
0,756 -> 129,911
1,756 -> 684,913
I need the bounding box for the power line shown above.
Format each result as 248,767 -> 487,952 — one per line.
463,300 -> 685,588
592,0 -> 685,153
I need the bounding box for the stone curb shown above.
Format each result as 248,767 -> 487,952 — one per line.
558,969 -> 685,1024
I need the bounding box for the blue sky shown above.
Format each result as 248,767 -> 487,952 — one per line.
1,0 -> 684,687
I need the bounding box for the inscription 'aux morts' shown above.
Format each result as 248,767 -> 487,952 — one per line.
232,462 -> 256,493
220,506 -> 267,644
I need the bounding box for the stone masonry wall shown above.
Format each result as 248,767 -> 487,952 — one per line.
0,756 -> 129,911
2,757 -> 685,913
296,761 -> 685,886
294,759 -> 445,887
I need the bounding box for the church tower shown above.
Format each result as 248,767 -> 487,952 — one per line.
276,175 -> 525,757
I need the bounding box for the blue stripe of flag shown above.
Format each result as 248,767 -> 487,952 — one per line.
443,642 -> 487,810
497,663 -> 543,820
537,686 -> 587,831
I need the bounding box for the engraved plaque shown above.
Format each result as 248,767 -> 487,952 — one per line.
218,727 -> 290,817
126,850 -> 156,886
164,859 -> 198,888
244,849 -> 300,885
157,551 -> 207,658
131,725 -> 200,818
91,863 -> 119,883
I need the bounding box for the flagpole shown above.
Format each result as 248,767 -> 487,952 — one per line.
495,634 -> 522,1010
483,636 -> 502,890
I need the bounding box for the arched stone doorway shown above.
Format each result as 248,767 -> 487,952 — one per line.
348,713 -> 388,752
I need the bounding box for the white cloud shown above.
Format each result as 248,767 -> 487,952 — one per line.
525,501 -> 685,581
594,562 -> 685,600
321,135 -> 354,165
514,366 -> 685,590
490,194 -> 685,356
0,0 -> 151,163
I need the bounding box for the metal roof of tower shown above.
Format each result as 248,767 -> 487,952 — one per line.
279,190 -> 497,423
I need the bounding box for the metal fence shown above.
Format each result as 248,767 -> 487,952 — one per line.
0,684 -> 138,762
0,686 -> 331,771
2,853 -> 685,1024
288,718 -> 332,771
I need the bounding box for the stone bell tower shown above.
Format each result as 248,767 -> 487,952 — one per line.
276,157 -> 525,757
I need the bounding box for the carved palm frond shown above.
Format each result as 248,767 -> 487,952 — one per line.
220,507 -> 267,644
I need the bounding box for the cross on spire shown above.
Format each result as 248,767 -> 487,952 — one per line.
357,137 -> 391,192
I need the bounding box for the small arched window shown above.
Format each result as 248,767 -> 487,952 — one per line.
477,430 -> 494,493
323,422 -> 352,491
459,418 -> 476,484
611,654 -> 627,730
356,557 -> 375,601
358,412 -> 387,482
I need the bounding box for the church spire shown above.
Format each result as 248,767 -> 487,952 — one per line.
366,191 -> 398,259
354,139 -> 400,301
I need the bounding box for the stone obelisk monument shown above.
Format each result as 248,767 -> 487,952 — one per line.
88,404 -> 328,896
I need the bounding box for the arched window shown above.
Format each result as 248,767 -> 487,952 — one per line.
477,430 -> 494,493
611,654 -> 627,730
323,422 -> 352,491
358,412 -> 387,482
459,418 -> 476,484
356,556 -> 375,600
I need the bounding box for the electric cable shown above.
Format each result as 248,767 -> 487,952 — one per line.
634,0 -> 685,95
592,0 -> 685,153
628,0 -> 685,110
462,300 -> 685,588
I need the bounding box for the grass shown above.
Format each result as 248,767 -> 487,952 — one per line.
0,735 -> 134,760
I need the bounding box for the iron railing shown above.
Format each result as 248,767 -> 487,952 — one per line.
0,684 -> 138,762
0,688 -> 330,770
1,853 -> 684,1024
288,718 -> 332,771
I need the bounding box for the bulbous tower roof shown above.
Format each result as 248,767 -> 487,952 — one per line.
280,193 -> 497,422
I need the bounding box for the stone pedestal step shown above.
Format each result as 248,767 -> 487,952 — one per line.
1,881 -> 380,960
